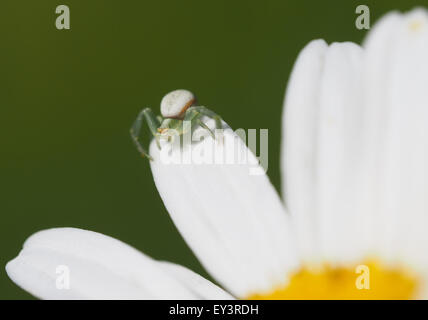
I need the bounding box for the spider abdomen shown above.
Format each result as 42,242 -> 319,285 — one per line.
160,89 -> 196,119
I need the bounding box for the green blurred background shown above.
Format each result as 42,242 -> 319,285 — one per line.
0,0 -> 423,299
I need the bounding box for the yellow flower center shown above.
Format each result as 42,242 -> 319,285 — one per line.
248,260 -> 418,300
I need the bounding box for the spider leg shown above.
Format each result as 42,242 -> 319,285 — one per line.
183,108 -> 214,138
185,106 -> 225,145
187,106 -> 223,130
196,119 -> 215,139
130,108 -> 161,160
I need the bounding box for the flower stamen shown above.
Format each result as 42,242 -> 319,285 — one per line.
248,260 -> 418,300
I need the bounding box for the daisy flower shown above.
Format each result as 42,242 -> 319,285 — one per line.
6,8 -> 428,300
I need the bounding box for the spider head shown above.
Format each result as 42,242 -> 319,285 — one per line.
157,117 -> 182,140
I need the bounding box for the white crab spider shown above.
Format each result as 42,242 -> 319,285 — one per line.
130,89 -> 223,160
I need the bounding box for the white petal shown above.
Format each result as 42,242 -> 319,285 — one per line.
150,124 -> 298,297
316,42 -> 365,264
159,262 -> 234,299
281,39 -> 328,263
362,8 -> 428,270
6,228 -> 231,300
282,40 -> 366,264
359,11 -> 403,261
